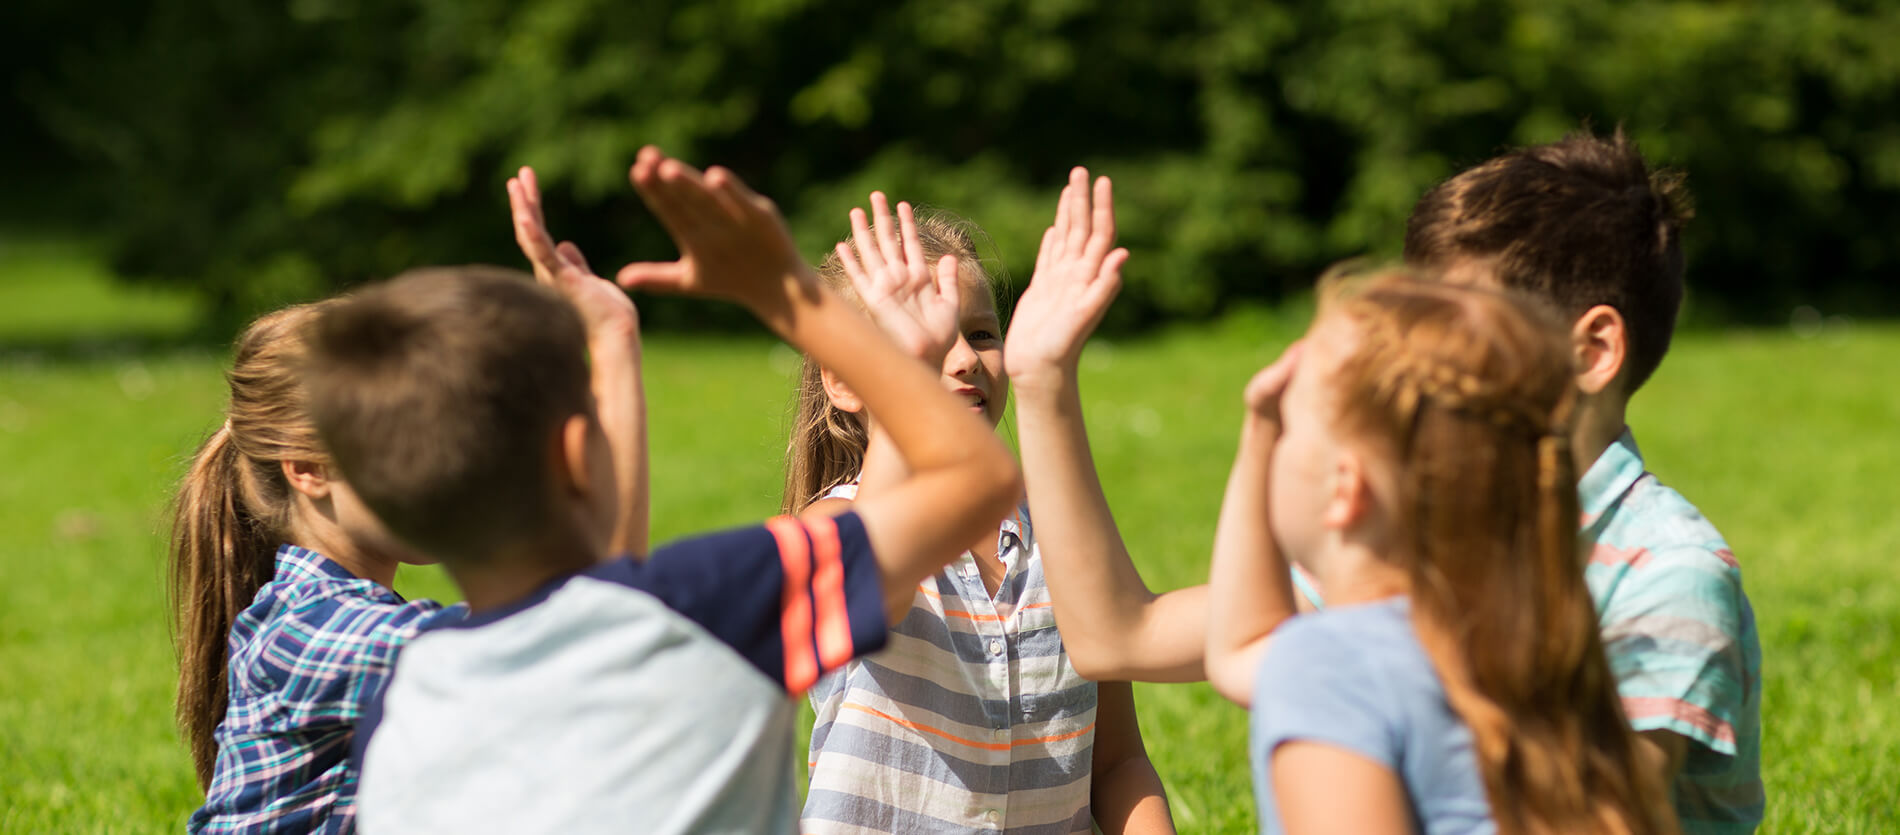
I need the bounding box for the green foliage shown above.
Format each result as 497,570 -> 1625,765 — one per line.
24,0 -> 1900,327
3,243 -> 1899,831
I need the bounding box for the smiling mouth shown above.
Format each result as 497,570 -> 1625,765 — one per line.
954,388 -> 987,411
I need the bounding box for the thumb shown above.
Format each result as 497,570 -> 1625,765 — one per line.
616,261 -> 693,292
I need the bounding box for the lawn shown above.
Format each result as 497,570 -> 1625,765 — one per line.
2,237 -> 1895,832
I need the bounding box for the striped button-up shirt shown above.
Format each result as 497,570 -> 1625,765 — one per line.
1582,430 -> 1764,833
190,546 -> 450,834
804,488 -> 1097,834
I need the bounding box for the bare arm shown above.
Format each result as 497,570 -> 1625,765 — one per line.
1090,682 -> 1176,835
1270,743 -> 1413,835
1203,347 -> 1303,708
617,149 -> 1021,618
1008,168 -> 1206,681
1636,728 -> 1690,788
509,167 -> 649,557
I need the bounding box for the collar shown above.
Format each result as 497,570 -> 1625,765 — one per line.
1578,428 -> 1646,527
273,543 -> 362,583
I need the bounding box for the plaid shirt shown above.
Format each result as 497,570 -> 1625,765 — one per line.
189,546 -> 453,834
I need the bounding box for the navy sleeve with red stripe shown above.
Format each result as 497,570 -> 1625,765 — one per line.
597,511 -> 887,694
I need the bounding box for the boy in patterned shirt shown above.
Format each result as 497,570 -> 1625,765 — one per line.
1405,128 -> 1763,833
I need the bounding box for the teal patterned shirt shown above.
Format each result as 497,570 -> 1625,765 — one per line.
1581,430 -> 1764,834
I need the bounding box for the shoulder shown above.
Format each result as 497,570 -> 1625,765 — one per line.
1253,604 -> 1421,769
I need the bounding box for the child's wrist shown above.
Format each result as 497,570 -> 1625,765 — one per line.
1007,363 -> 1078,394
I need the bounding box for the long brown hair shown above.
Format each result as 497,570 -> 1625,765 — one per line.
168,301 -> 335,788
780,209 -> 995,514
1324,273 -> 1677,834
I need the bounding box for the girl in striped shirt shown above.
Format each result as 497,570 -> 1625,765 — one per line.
785,189 -> 1174,834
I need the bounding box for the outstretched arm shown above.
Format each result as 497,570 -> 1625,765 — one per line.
1008,167 -> 1208,682
616,148 -> 1021,619
1203,346 -> 1304,707
508,166 -> 649,558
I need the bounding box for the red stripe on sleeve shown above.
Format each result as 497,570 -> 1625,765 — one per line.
764,516 -> 818,694
805,513 -> 853,670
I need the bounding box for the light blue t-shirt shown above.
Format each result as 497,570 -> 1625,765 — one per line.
1250,598 -> 1494,835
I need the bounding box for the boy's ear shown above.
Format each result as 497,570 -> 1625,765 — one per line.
281,459 -> 332,501
1572,305 -> 1628,396
558,414 -> 595,497
819,367 -> 864,414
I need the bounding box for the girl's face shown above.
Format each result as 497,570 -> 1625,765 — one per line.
946,276 -> 1008,429
1267,314 -> 1358,570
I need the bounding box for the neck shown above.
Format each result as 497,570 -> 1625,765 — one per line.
1570,389 -> 1629,475
286,510 -> 401,588
1307,540 -> 1409,608
445,530 -> 601,613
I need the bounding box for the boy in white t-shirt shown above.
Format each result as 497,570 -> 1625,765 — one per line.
308,147 -> 1022,833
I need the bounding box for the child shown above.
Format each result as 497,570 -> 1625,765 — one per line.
1202,272 -> 1677,834
1021,143 -> 1761,831
171,296 -> 452,833
171,300 -> 451,832
175,178 -> 648,832
334,148 -> 1022,832
789,194 -> 1173,833
1405,130 -> 1761,833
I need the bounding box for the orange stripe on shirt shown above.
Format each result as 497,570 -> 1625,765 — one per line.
765,516 -> 818,694
1623,696 -> 1736,746
805,513 -> 853,670
839,703 -> 1097,750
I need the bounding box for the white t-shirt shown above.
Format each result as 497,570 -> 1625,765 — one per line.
353,513 -> 887,834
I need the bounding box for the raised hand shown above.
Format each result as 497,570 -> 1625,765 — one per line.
507,166 -> 638,340
1243,341 -> 1304,433
615,147 -> 811,316
1004,166 -> 1130,388
835,193 -> 961,366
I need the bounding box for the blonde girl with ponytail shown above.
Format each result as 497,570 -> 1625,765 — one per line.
1202,272 -> 1678,835
177,166 -> 645,832
172,300 -> 453,832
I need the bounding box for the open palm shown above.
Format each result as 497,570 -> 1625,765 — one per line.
1004,167 -> 1129,383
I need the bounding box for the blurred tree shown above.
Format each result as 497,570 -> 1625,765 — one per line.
19,0 -> 1900,329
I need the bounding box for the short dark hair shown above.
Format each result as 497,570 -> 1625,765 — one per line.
1403,128 -> 1693,394
303,266 -> 591,561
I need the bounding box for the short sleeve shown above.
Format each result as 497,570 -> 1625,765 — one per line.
1251,618 -> 1400,770
614,511 -> 888,695
1597,546 -> 1752,757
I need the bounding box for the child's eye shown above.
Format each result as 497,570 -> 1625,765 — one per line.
967,329 -> 999,344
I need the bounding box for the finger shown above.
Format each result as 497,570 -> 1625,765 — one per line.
1083,175 -> 1117,263
627,149 -> 700,245
898,201 -> 927,283
556,241 -> 593,277
847,207 -> 887,277
1049,178 -> 1074,256
507,178 -> 560,271
934,254 -> 961,312
654,157 -> 732,240
1064,167 -> 1091,258
869,192 -> 904,273
615,261 -> 693,292
1034,224 -> 1058,273
520,166 -> 544,224
702,166 -> 754,223
835,242 -> 872,293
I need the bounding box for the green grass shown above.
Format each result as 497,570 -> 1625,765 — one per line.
2,240 -> 1895,831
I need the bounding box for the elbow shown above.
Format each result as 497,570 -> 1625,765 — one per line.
1067,647 -> 1126,682
1203,649 -> 1253,708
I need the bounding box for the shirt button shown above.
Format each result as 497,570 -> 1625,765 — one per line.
988,639 -> 1004,656
985,809 -> 1002,825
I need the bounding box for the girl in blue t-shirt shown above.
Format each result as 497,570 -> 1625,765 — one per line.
1200,272 -> 1679,834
